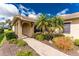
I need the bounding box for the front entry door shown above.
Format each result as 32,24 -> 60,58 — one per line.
22,23 -> 30,37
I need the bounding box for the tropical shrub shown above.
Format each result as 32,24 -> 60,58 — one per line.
6,32 -> 17,40
74,39 -> 79,46
8,39 -> 27,47
9,39 -> 17,44
0,33 -> 4,43
16,50 -> 33,56
35,14 -> 48,33
16,39 -> 27,47
52,36 -> 74,50
36,34 -> 45,41
44,34 -> 52,40
0,27 -> 4,34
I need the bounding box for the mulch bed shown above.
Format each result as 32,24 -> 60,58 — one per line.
41,40 -> 79,56
0,41 -> 39,56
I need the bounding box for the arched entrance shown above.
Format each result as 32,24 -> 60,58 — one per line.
22,23 -> 31,37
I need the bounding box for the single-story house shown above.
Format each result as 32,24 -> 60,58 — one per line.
61,12 -> 79,39
11,12 -> 79,39
11,15 -> 36,38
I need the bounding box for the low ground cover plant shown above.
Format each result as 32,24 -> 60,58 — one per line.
35,34 -> 45,41
16,39 -> 27,47
74,39 -> 79,46
9,39 -> 17,44
16,50 -> 33,56
52,36 -> 74,50
9,39 -> 27,47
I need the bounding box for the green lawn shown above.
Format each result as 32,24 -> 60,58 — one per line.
4,29 -> 13,33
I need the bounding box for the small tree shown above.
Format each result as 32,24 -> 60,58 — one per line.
48,16 -> 64,34
35,14 -> 48,34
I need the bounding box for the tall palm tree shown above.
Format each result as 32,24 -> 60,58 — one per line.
52,16 -> 64,33
35,14 -> 64,36
35,14 -> 48,34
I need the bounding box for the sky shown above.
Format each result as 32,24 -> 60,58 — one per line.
1,3 -> 79,22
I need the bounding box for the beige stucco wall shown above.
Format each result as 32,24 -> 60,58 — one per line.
13,20 -> 22,38
65,19 -> 79,39
17,20 -> 22,37
14,21 -> 18,35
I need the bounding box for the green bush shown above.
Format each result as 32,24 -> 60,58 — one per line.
74,39 -> 79,46
36,34 -> 45,41
0,33 -> 4,43
6,32 -> 17,40
8,39 -> 27,47
16,39 -> 27,47
16,50 -> 33,56
44,34 -> 53,40
0,28 -> 4,34
9,39 -> 17,44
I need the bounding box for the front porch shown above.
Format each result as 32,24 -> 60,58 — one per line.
12,16 -> 35,38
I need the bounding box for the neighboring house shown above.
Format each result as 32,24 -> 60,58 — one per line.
11,12 -> 79,39
61,12 -> 79,39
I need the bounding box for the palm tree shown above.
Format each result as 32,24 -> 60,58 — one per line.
52,16 -> 64,33
35,14 -> 48,34
35,14 -> 64,33
35,14 -> 64,40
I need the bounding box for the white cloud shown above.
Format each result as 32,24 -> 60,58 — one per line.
47,13 -> 51,16
27,10 -> 37,19
0,4 -> 19,22
28,14 -> 38,19
57,8 -> 69,16
28,12 -> 43,19
0,4 -> 19,17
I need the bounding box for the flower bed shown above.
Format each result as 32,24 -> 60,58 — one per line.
0,40 -> 39,56
40,36 -> 79,56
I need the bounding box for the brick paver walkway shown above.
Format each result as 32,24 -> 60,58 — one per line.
0,41 -> 19,56
23,38 -> 68,56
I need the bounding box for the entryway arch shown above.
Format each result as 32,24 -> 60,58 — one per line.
22,23 -> 31,37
